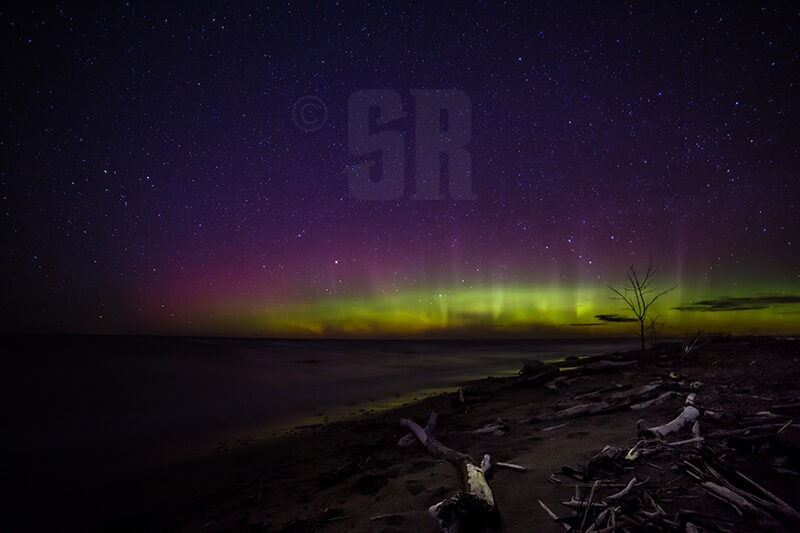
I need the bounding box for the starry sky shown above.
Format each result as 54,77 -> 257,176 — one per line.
2,2 -> 799,338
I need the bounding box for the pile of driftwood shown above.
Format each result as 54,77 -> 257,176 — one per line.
528,349 -> 800,532
537,390 -> 800,532
399,343 -> 799,532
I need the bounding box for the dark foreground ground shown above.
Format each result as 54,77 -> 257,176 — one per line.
8,337 -> 800,532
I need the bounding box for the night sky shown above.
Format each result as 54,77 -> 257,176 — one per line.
2,2 -> 799,338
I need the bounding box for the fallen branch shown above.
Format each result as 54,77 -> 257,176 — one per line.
531,402 -> 614,422
734,469 -> 794,510
542,423 -> 569,432
666,436 -> 704,447
704,463 -> 800,524
584,507 -> 612,533
400,412 -> 498,532
560,498 -> 606,510
538,500 -> 572,531
516,367 -> 560,387
608,382 -> 660,403
631,391 -> 681,410
579,480 -> 599,531
573,383 -> 630,401
473,418 -> 509,435
369,513 -> 404,521
701,481 -> 771,519
682,329 -> 705,356
495,462 -> 526,472
605,476 -> 637,501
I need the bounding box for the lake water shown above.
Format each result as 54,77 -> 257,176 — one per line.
2,335 -> 636,485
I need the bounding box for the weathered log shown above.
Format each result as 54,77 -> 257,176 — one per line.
573,383 -> 630,401
472,418 -> 509,435
700,481 -> 772,519
731,482 -> 800,524
400,412 -> 498,532
704,463 -> 800,524
515,367 -> 561,388
631,391 -> 681,410
536,383 -> 668,424
531,402 -> 614,422
495,462 -> 526,472
370,513 -> 405,521
742,411 -> 788,424
734,468 -> 794,510
666,436 -> 704,446
608,382 -> 660,403
704,422 -> 796,439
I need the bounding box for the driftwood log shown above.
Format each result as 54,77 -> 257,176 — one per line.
631,390 -> 682,410
400,412 -> 499,533
531,401 -> 616,422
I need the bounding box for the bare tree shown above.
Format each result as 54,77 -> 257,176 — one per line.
608,261 -> 676,352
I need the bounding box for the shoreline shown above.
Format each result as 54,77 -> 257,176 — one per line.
2,335 -> 636,480
11,336 -> 800,532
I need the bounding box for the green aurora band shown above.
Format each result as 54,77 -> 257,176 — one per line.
180,283 -> 800,338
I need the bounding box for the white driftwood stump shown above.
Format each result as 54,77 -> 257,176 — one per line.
400,412 -> 498,533
642,394 -> 700,439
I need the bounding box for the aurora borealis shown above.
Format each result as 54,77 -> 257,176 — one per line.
2,2 -> 799,338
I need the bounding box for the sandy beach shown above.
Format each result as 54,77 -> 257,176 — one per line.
10,336 -> 798,532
